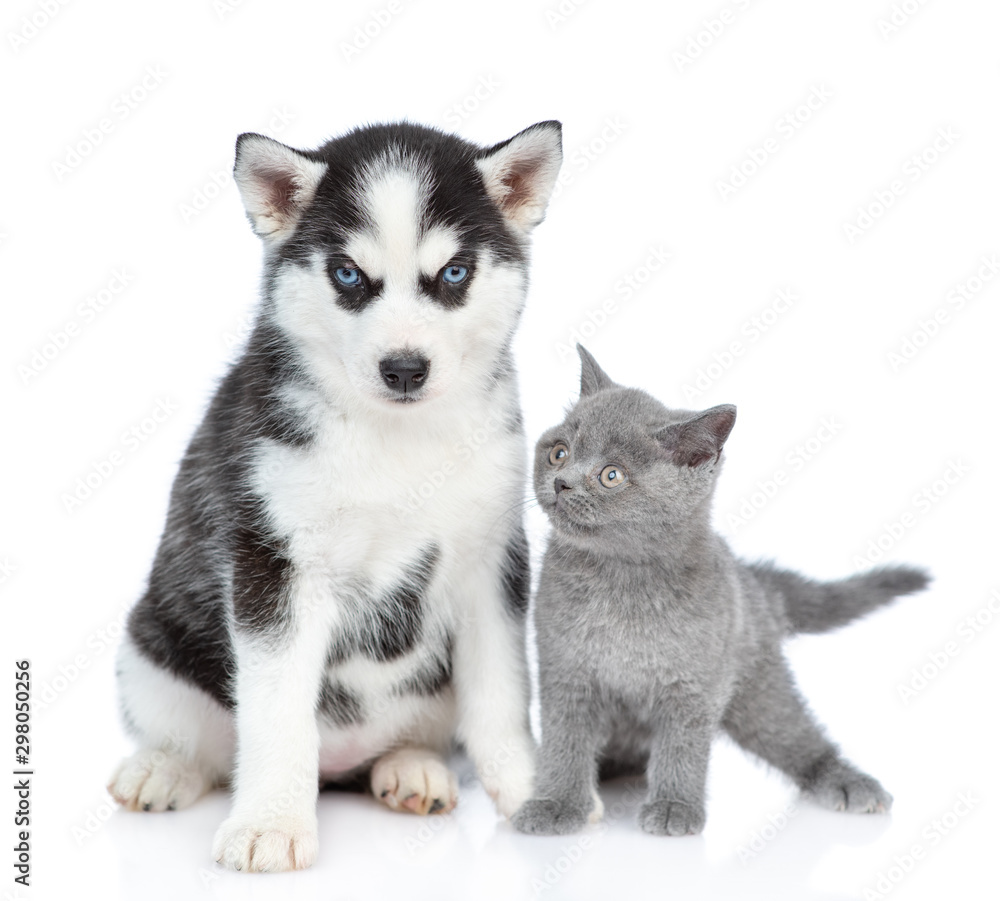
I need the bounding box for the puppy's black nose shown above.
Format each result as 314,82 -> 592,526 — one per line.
380,355 -> 430,394
554,478 -> 571,494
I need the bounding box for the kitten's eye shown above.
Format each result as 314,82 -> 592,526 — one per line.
599,465 -> 627,488
548,443 -> 569,466
334,266 -> 361,287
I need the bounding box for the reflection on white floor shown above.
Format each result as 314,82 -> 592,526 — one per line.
54,706 -> 989,901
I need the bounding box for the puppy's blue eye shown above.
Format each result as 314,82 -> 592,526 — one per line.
442,265 -> 468,285
334,267 -> 361,287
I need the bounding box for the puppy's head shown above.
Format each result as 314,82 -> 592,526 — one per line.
234,121 -> 562,409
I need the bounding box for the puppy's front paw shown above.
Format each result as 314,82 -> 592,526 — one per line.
370,747 -> 458,815
479,741 -> 535,818
108,749 -> 209,812
212,814 -> 318,873
638,799 -> 705,836
512,798 -> 588,835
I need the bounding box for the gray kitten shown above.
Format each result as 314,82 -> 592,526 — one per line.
513,346 -> 929,837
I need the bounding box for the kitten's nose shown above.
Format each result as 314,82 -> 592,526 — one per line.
554,478 -> 571,494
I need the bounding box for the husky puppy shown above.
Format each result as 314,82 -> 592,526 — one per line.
108,121 -> 563,872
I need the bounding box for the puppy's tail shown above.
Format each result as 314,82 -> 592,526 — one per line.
747,561 -> 930,635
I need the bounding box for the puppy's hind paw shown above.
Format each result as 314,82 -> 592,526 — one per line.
370,747 -> 458,816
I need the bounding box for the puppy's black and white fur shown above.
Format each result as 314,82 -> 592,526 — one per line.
108,121 -> 563,872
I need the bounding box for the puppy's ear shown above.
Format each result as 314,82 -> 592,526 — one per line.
577,344 -> 617,397
475,121 -> 562,232
655,405 -> 737,468
233,134 -> 327,243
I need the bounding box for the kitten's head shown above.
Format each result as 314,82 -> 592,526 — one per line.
534,345 -> 736,551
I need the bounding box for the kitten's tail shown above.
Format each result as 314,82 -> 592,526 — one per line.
747,562 -> 931,635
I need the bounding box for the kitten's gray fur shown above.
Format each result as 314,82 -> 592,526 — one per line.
513,345 -> 929,837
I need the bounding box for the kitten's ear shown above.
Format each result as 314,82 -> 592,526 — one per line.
233,133 -> 327,243
655,404 -> 737,468
475,121 -> 562,232
577,344 -> 617,397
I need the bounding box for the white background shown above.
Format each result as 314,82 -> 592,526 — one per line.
3,0 -> 998,898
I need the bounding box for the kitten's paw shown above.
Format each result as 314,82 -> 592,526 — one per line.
638,799 -> 706,836
370,747 -> 458,815
512,798 -> 588,835
107,749 -> 209,812
212,813 -> 318,872
805,767 -> 893,814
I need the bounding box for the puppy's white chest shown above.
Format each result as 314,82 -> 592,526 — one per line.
254,409 -> 520,574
